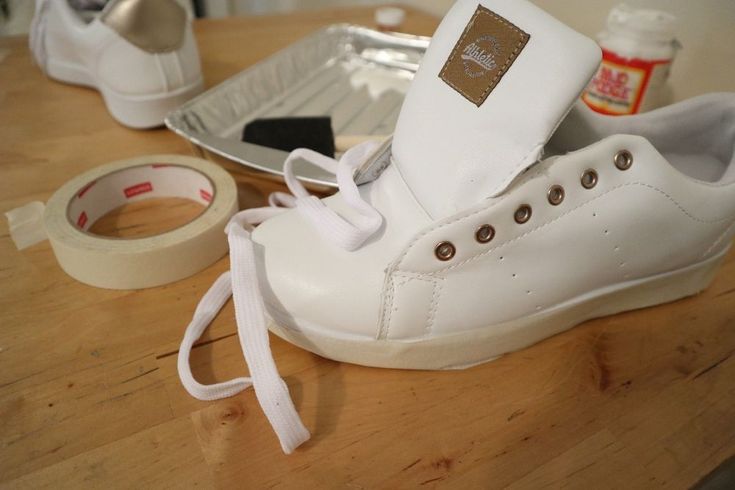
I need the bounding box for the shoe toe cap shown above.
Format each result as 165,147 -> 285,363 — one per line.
252,200 -> 385,340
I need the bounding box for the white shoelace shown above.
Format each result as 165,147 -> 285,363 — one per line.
178,142 -> 383,454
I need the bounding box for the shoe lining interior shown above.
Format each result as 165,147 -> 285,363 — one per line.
547,96 -> 735,184
67,0 -> 104,24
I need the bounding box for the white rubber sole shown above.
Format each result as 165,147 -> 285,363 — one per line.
45,59 -> 203,129
268,247 -> 729,370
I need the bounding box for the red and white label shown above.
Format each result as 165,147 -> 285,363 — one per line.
582,49 -> 671,115
77,211 -> 88,228
124,182 -> 153,198
77,181 -> 96,199
199,189 -> 212,202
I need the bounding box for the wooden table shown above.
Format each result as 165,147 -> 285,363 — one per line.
1,7 -> 733,489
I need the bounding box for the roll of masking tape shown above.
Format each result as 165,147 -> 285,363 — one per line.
43,154 -> 238,289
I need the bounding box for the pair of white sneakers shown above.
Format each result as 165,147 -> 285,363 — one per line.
30,0 -> 202,128
37,0 -> 732,454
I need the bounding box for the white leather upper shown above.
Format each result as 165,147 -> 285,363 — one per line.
96,26 -> 201,95
392,0 -> 601,219
39,0 -> 201,96
384,132 -> 735,340
253,164 -> 431,339
254,106 -> 735,341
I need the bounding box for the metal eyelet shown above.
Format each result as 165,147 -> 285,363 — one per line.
435,241 -> 456,261
547,185 -> 565,206
614,150 -> 633,170
514,204 -> 532,224
581,169 -> 598,189
475,224 -> 495,243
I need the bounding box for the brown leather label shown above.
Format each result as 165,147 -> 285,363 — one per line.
439,5 -> 530,107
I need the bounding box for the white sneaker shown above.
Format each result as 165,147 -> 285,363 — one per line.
30,0 -> 203,128
178,0 -> 735,453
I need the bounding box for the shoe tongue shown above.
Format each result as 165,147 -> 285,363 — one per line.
392,0 -> 601,218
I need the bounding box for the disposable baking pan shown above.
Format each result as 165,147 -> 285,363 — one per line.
165,24 -> 429,188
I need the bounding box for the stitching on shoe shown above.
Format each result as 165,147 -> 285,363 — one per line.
391,271 -> 437,281
383,275 -> 408,340
702,218 -> 735,257
396,181 -> 733,275
379,274 -> 396,339
424,278 -> 442,337
387,277 -> 412,337
384,273 -> 441,340
392,272 -> 438,287
380,273 -> 427,339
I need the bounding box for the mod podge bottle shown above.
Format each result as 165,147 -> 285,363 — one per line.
583,4 -> 679,115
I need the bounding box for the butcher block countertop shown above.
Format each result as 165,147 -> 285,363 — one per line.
1,6 -> 733,489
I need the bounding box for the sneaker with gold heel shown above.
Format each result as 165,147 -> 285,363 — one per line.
30,0 -> 203,128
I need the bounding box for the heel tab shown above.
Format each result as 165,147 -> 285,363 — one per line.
101,0 -> 187,53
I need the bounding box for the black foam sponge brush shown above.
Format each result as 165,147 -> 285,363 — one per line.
242,117 -> 335,158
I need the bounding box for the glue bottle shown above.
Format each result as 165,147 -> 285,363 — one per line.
582,4 -> 679,115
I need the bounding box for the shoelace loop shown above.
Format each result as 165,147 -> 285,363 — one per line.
178,141 -> 383,454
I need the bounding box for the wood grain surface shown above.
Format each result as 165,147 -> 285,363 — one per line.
1,6 -> 734,489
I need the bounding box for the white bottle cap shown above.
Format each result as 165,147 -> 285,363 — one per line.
607,4 -> 677,42
375,7 -> 406,30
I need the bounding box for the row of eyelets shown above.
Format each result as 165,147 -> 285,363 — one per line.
433,151 -> 633,260
436,224 -> 495,261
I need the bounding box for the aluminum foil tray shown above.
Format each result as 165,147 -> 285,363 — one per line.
165,24 -> 429,188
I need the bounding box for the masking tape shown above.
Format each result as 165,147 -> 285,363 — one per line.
43,154 -> 238,289
5,201 -> 47,250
